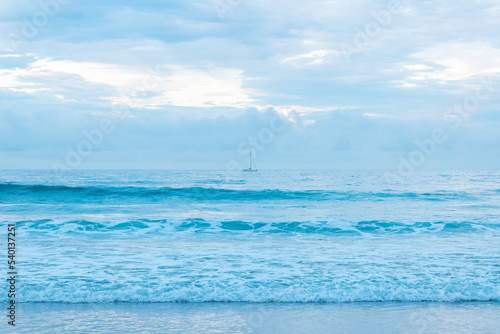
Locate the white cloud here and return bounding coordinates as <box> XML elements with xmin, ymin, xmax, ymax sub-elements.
<box><xmin>269</xmin><ymin>105</ymin><xmax>348</xmax><ymax>116</ymax></box>
<box><xmin>281</xmin><ymin>49</ymin><xmax>338</xmax><ymax>66</ymax></box>
<box><xmin>137</xmin><ymin>67</ymin><xmax>256</xmax><ymax>108</ymax></box>
<box><xmin>390</xmin><ymin>80</ymin><xmax>419</xmax><ymax>88</ymax></box>
<box><xmin>405</xmin><ymin>42</ymin><xmax>500</xmax><ymax>81</ymax></box>
<box><xmin>0</xmin><ymin>67</ymin><xmax>39</xmax><ymax>90</ymax></box>
<box><xmin>0</xmin><ymin>58</ymin><xmax>257</xmax><ymax>108</ymax></box>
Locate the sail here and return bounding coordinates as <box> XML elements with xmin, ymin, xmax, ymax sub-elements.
<box><xmin>243</xmin><ymin>151</ymin><xmax>257</xmax><ymax>171</ymax></box>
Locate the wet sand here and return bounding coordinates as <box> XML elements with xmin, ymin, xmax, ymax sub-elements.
<box><xmin>2</xmin><ymin>301</ymin><xmax>499</xmax><ymax>333</ymax></box>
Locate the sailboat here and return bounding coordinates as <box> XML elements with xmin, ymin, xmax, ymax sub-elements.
<box><xmin>243</xmin><ymin>151</ymin><xmax>257</xmax><ymax>172</ymax></box>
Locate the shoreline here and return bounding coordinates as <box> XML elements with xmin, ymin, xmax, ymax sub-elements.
<box><xmin>2</xmin><ymin>301</ymin><xmax>499</xmax><ymax>333</ymax></box>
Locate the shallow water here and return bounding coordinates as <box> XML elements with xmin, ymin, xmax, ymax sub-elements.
<box><xmin>2</xmin><ymin>302</ymin><xmax>499</xmax><ymax>334</ymax></box>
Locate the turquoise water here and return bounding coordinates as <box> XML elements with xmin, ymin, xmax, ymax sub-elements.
<box><xmin>0</xmin><ymin>170</ymin><xmax>499</xmax><ymax>302</ymax></box>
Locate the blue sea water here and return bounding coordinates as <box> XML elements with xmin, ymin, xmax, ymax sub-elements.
<box><xmin>0</xmin><ymin>170</ymin><xmax>499</xmax><ymax>303</ymax></box>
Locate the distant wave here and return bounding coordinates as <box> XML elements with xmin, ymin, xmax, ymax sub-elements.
<box><xmin>12</xmin><ymin>218</ymin><xmax>497</xmax><ymax>235</ymax></box>
<box><xmin>0</xmin><ymin>182</ymin><xmax>476</xmax><ymax>202</ymax></box>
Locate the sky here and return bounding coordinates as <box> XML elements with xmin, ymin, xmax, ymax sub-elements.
<box><xmin>0</xmin><ymin>0</ymin><xmax>500</xmax><ymax>170</ymax></box>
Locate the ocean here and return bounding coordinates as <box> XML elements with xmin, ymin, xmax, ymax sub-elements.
<box><xmin>1</xmin><ymin>169</ymin><xmax>499</xmax><ymax>332</ymax></box>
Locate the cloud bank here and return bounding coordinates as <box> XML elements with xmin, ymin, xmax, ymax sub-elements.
<box><xmin>0</xmin><ymin>0</ymin><xmax>499</xmax><ymax>169</ymax></box>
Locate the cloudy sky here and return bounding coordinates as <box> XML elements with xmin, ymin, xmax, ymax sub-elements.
<box><xmin>1</xmin><ymin>0</ymin><xmax>499</xmax><ymax>170</ymax></box>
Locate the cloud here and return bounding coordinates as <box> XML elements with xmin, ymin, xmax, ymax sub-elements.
<box><xmin>1</xmin><ymin>0</ymin><xmax>500</xmax><ymax>168</ymax></box>
<box><xmin>281</xmin><ymin>49</ymin><xmax>339</xmax><ymax>67</ymax></box>
<box><xmin>1</xmin><ymin>101</ymin><xmax>498</xmax><ymax>169</ymax></box>
<box><xmin>0</xmin><ymin>57</ymin><xmax>257</xmax><ymax>108</ymax></box>
<box><xmin>405</xmin><ymin>42</ymin><xmax>500</xmax><ymax>82</ymax></box>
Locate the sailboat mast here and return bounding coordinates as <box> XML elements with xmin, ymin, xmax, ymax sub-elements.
<box><xmin>243</xmin><ymin>150</ymin><xmax>257</xmax><ymax>172</ymax></box>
